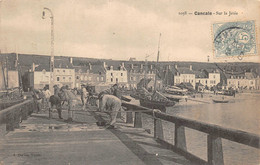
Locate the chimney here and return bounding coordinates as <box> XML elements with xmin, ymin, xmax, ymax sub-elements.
<box><xmin>122</xmin><ymin>62</ymin><xmax>124</xmax><ymax>67</ymax></box>
<box><xmin>131</xmin><ymin>63</ymin><xmax>134</xmax><ymax>69</ymax></box>
<box><xmin>175</xmin><ymin>64</ymin><xmax>178</xmax><ymax>69</ymax></box>
<box><xmin>190</xmin><ymin>65</ymin><xmax>192</xmax><ymax>71</ymax></box>
<box><xmin>103</xmin><ymin>62</ymin><xmax>106</xmax><ymax>68</ymax></box>
<box><xmin>150</xmin><ymin>65</ymin><xmax>153</xmax><ymax>69</ymax></box>
<box><xmin>69</xmin><ymin>57</ymin><xmax>73</xmax><ymax>64</ymax></box>
<box><xmin>89</xmin><ymin>63</ymin><xmax>92</xmax><ymax>70</ymax></box>
<box><xmin>168</xmin><ymin>65</ymin><xmax>171</xmax><ymax>70</ymax></box>
<box><xmin>141</xmin><ymin>64</ymin><xmax>143</xmax><ymax>69</ymax></box>
<box><xmin>110</xmin><ymin>66</ymin><xmax>113</xmax><ymax>70</ymax></box>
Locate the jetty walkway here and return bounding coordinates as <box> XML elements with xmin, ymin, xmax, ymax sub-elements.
<box><xmin>1</xmin><ymin>99</ymin><xmax>259</xmax><ymax>165</ymax></box>
<box><xmin>0</xmin><ymin>102</ymin><xmax>194</xmax><ymax>165</ymax></box>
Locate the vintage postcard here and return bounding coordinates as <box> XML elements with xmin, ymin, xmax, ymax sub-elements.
<box><xmin>0</xmin><ymin>0</ymin><xmax>259</xmax><ymax>165</ymax></box>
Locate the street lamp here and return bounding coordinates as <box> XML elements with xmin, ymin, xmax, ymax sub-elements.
<box><xmin>42</xmin><ymin>7</ymin><xmax>54</xmax><ymax>94</ymax></box>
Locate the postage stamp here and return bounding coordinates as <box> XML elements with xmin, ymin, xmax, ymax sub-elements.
<box><xmin>213</xmin><ymin>20</ymin><xmax>257</xmax><ymax>58</ymax></box>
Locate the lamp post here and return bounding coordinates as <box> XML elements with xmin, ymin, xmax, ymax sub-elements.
<box><xmin>42</xmin><ymin>7</ymin><xmax>54</xmax><ymax>94</ymax></box>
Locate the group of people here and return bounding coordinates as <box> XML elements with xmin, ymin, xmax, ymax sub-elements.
<box><xmin>32</xmin><ymin>83</ymin><xmax>127</xmax><ymax>127</ymax></box>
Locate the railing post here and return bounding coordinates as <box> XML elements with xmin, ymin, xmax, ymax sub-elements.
<box><xmin>174</xmin><ymin>122</ymin><xmax>187</xmax><ymax>150</ymax></box>
<box><xmin>126</xmin><ymin>108</ymin><xmax>133</xmax><ymax>124</ymax></box>
<box><xmin>207</xmin><ymin>135</ymin><xmax>224</xmax><ymax>165</ymax></box>
<box><xmin>154</xmin><ymin>118</ymin><xmax>164</xmax><ymax>140</ymax></box>
<box><xmin>6</xmin><ymin>113</ymin><xmax>14</xmax><ymax>131</ymax></box>
<box><xmin>13</xmin><ymin>109</ymin><xmax>21</xmax><ymax>129</ymax></box>
<box><xmin>134</xmin><ymin>112</ymin><xmax>142</xmax><ymax>128</ymax></box>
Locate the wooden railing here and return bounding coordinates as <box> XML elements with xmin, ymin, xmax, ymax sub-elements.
<box><xmin>122</xmin><ymin>102</ymin><xmax>260</xmax><ymax>165</ymax></box>
<box><xmin>0</xmin><ymin>99</ymin><xmax>36</xmax><ymax>135</ymax></box>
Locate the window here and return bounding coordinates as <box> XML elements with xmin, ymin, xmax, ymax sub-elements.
<box><xmin>63</xmin><ymin>77</ymin><xmax>65</xmax><ymax>81</ymax></box>
<box><xmin>205</xmin><ymin>80</ymin><xmax>207</xmax><ymax>84</ymax></box>
<box><xmin>121</xmin><ymin>73</ymin><xmax>123</xmax><ymax>76</ymax></box>
<box><xmin>213</xmin><ymin>75</ymin><xmax>215</xmax><ymax>79</ymax></box>
<box><xmin>76</xmin><ymin>76</ymin><xmax>80</xmax><ymax>80</ymax></box>
<box><xmin>130</xmin><ymin>77</ymin><xmax>134</xmax><ymax>81</ymax></box>
<box><xmin>57</xmin><ymin>69</ymin><xmax>60</xmax><ymax>72</ymax></box>
<box><xmin>63</xmin><ymin>70</ymin><xmax>65</xmax><ymax>73</ymax></box>
<box><xmin>101</xmin><ymin>77</ymin><xmax>104</xmax><ymax>81</ymax></box>
<box><xmin>111</xmin><ymin>78</ymin><xmax>113</xmax><ymax>82</ymax></box>
<box><xmin>111</xmin><ymin>73</ymin><xmax>113</xmax><ymax>76</ymax></box>
<box><xmin>69</xmin><ymin>77</ymin><xmax>72</xmax><ymax>81</ymax></box>
<box><xmin>57</xmin><ymin>77</ymin><xmax>60</xmax><ymax>81</ymax></box>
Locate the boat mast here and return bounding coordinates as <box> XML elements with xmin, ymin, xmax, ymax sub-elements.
<box><xmin>153</xmin><ymin>33</ymin><xmax>161</xmax><ymax>91</ymax></box>
<box><xmin>5</xmin><ymin>56</ymin><xmax>8</xmax><ymax>89</ymax></box>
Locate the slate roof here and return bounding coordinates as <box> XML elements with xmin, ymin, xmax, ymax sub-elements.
<box><xmin>193</xmin><ymin>70</ymin><xmax>207</xmax><ymax>78</ymax></box>
<box><xmin>225</xmin><ymin>72</ymin><xmax>257</xmax><ymax>79</ymax></box>
<box><xmin>176</xmin><ymin>67</ymin><xmax>194</xmax><ymax>74</ymax></box>
<box><xmin>18</xmin><ymin>54</ymin><xmax>50</xmax><ymax>72</ymax></box>
<box><xmin>90</xmin><ymin>65</ymin><xmax>106</xmax><ymax>74</ymax></box>
<box><xmin>105</xmin><ymin>61</ymin><xmax>126</xmax><ymax>71</ymax></box>
<box><xmin>54</xmin><ymin>59</ymin><xmax>74</xmax><ymax>69</ymax></box>
<box><xmin>125</xmin><ymin>63</ymin><xmax>155</xmax><ymax>73</ymax></box>
<box><xmin>74</xmin><ymin>66</ymin><xmax>90</xmax><ymax>73</ymax></box>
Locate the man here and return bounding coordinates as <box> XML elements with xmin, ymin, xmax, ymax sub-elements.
<box><xmin>60</xmin><ymin>87</ymin><xmax>80</xmax><ymax>122</ymax></box>
<box><xmin>98</xmin><ymin>84</ymin><xmax>118</xmax><ymax>112</ymax></box>
<box><xmin>53</xmin><ymin>85</ymin><xmax>60</xmax><ymax>96</ymax></box>
<box><xmin>81</xmin><ymin>84</ymin><xmax>89</xmax><ymax>110</ymax></box>
<box><xmin>99</xmin><ymin>94</ymin><xmax>122</xmax><ymax>128</ymax></box>
<box><xmin>43</xmin><ymin>86</ymin><xmax>51</xmax><ymax>109</ymax></box>
<box><xmin>32</xmin><ymin>88</ymin><xmax>42</xmax><ymax>113</ymax></box>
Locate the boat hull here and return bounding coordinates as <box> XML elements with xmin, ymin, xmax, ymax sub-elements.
<box><xmin>212</xmin><ymin>99</ymin><xmax>229</xmax><ymax>103</ymax></box>
<box><xmin>139</xmin><ymin>98</ymin><xmax>175</xmax><ymax>112</ymax></box>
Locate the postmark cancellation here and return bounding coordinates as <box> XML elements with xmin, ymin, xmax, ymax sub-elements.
<box><xmin>213</xmin><ymin>20</ymin><xmax>257</xmax><ymax>58</ymax></box>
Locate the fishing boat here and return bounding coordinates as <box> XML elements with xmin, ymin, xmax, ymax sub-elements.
<box><xmin>138</xmin><ymin>34</ymin><xmax>175</xmax><ymax>112</ymax></box>
<box><xmin>212</xmin><ymin>95</ymin><xmax>229</xmax><ymax>103</ymax></box>
<box><xmin>212</xmin><ymin>99</ymin><xmax>229</xmax><ymax>103</ymax></box>
<box><xmin>162</xmin><ymin>86</ymin><xmax>188</xmax><ymax>102</ymax></box>
<box><xmin>0</xmin><ymin>54</ymin><xmax>24</xmax><ymax>110</ymax></box>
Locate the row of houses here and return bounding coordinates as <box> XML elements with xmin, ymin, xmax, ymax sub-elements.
<box><xmin>1</xmin><ymin>53</ymin><xmax>260</xmax><ymax>91</ymax></box>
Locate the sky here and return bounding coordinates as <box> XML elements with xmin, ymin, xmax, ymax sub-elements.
<box><xmin>0</xmin><ymin>0</ymin><xmax>259</xmax><ymax>62</ymax></box>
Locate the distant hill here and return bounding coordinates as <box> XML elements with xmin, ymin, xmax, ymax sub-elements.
<box><xmin>1</xmin><ymin>53</ymin><xmax>259</xmax><ymax>76</ymax></box>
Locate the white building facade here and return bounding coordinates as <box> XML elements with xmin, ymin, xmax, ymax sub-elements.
<box><xmin>104</xmin><ymin>62</ymin><xmax>128</xmax><ymax>85</ymax></box>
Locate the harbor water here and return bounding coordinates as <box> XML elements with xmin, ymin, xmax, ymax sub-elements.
<box><xmin>141</xmin><ymin>93</ymin><xmax>260</xmax><ymax>165</ymax></box>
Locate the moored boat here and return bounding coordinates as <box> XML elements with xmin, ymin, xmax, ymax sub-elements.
<box><xmin>212</xmin><ymin>99</ymin><xmax>229</xmax><ymax>103</ymax></box>
<box><xmin>138</xmin><ymin>34</ymin><xmax>176</xmax><ymax>112</ymax></box>
<box><xmin>139</xmin><ymin>97</ymin><xmax>175</xmax><ymax>112</ymax></box>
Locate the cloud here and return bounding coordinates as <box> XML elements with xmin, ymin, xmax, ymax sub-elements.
<box><xmin>0</xmin><ymin>0</ymin><xmax>259</xmax><ymax>62</ymax></box>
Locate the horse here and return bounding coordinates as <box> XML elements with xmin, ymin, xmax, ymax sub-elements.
<box><xmin>49</xmin><ymin>94</ymin><xmax>63</xmax><ymax>119</ymax></box>
<box><xmin>58</xmin><ymin>89</ymin><xmax>81</xmax><ymax>122</ymax></box>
